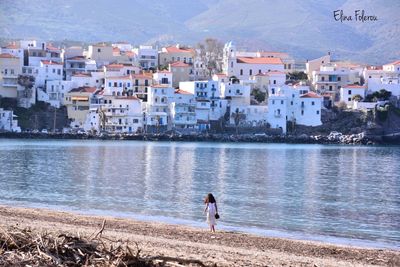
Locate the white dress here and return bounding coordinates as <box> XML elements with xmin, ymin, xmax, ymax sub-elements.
<box><xmin>206</xmin><ymin>202</ymin><xmax>217</xmax><ymax>225</ymax></box>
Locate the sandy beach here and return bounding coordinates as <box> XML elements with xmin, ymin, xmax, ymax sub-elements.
<box><xmin>0</xmin><ymin>205</ymin><xmax>399</xmax><ymax>266</ymax></box>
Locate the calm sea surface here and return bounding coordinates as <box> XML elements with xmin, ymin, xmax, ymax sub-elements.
<box><xmin>0</xmin><ymin>139</ymin><xmax>399</xmax><ymax>248</ymax></box>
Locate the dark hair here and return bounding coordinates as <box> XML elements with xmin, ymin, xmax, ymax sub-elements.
<box><xmin>204</xmin><ymin>193</ymin><xmax>216</xmax><ymax>204</ymax></box>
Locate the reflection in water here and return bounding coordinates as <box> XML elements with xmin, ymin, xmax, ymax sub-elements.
<box><xmin>0</xmin><ymin>140</ymin><xmax>399</xmax><ymax>247</ymax></box>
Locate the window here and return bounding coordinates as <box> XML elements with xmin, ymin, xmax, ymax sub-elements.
<box><xmin>177</xmin><ymin>57</ymin><xmax>180</xmax><ymax>61</ymax></box>
<box><xmin>312</xmin><ymin>101</ymin><xmax>315</xmax><ymax>105</ymax></box>
<box><xmin>321</xmin><ymin>76</ymin><xmax>325</xmax><ymax>81</ymax></box>
<box><xmin>316</xmin><ymin>110</ymin><xmax>320</xmax><ymax>115</ymax></box>
<box><xmin>145</xmin><ymin>80</ymin><xmax>148</xmax><ymax>86</ymax></box>
<box><xmin>348</xmin><ymin>90</ymin><xmax>352</xmax><ymax>94</ymax></box>
<box><xmin>301</xmin><ymin>110</ymin><xmax>304</xmax><ymax>115</ymax></box>
<box><xmin>338</xmin><ymin>77</ymin><xmax>341</xmax><ymax>81</ymax></box>
<box><xmin>348</xmin><ymin>98</ymin><xmax>352</xmax><ymax>101</ymax></box>
<box><xmin>272</xmin><ymin>100</ymin><xmax>275</xmax><ymax>104</ymax></box>
<box><xmin>249</xmin><ymin>69</ymin><xmax>252</xmax><ymax>75</ymax></box>
<box><xmin>259</xmin><ymin>69</ymin><xmax>261</xmax><ymax>74</ymax></box>
<box><xmin>52</xmin><ymin>69</ymin><xmax>55</xmax><ymax>73</ymax></box>
<box><xmin>97</xmin><ymin>48</ymin><xmax>101</xmax><ymax>52</ymax></box>
<box><xmin>291</xmin><ymin>101</ymin><xmax>293</xmax><ymax>105</ymax></box>
<box><xmin>273</xmin><ymin>80</ymin><xmax>276</xmax><ymax>85</ymax></box>
<box><xmin>57</xmin><ymin>69</ymin><xmax>61</xmax><ymax>75</ymax></box>
<box><xmin>109</xmin><ymin>82</ymin><xmax>112</xmax><ymax>87</ymax></box>
<box><xmin>240</xmin><ymin>69</ymin><xmax>243</xmax><ymax>75</ymax></box>
<box><xmin>281</xmin><ymin>100</ymin><xmax>284</xmax><ymax>104</ymax></box>
<box><xmin>127</xmin><ymin>83</ymin><xmax>130</xmax><ymax>87</ymax></box>
<box><xmin>231</xmin><ymin>62</ymin><xmax>233</xmax><ymax>68</ymax></box>
<box><xmin>114</xmin><ymin>82</ymin><xmax>117</xmax><ymax>87</ymax></box>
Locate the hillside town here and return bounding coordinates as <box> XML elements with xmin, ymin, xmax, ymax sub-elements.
<box><xmin>0</xmin><ymin>39</ymin><xmax>399</xmax><ymax>137</ymax></box>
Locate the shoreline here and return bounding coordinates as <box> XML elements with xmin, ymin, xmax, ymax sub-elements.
<box><xmin>1</xmin><ymin>131</ymin><xmax>398</xmax><ymax>145</ymax></box>
<box><xmin>0</xmin><ymin>205</ymin><xmax>399</xmax><ymax>266</ymax></box>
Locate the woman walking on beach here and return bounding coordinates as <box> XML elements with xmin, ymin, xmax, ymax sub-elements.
<box><xmin>204</xmin><ymin>193</ymin><xmax>218</xmax><ymax>232</ymax></box>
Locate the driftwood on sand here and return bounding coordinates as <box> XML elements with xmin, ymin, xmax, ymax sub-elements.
<box><xmin>0</xmin><ymin>221</ymin><xmax>213</xmax><ymax>267</ymax></box>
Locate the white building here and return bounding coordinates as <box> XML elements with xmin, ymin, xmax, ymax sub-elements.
<box><xmin>223</xmin><ymin>41</ymin><xmax>285</xmax><ymax>80</ymax></box>
<box><xmin>145</xmin><ymin>85</ymin><xmax>175</xmax><ymax>130</ymax></box>
<box><xmin>35</xmin><ymin>60</ymin><xmax>63</xmax><ymax>88</ymax></box>
<box><xmin>0</xmin><ymin>108</ymin><xmax>21</xmax><ymax>132</ymax></box>
<box><xmin>267</xmin><ymin>85</ymin><xmax>322</xmax><ymax>133</ymax></box>
<box><xmin>133</xmin><ymin>45</ymin><xmax>158</xmax><ymax>70</ymax></box>
<box><xmin>340</xmin><ymin>85</ymin><xmax>367</xmax><ymax>107</ymax></box>
<box><xmin>101</xmin><ymin>95</ymin><xmax>143</xmax><ymax>133</ymax></box>
<box><xmin>104</xmin><ymin>75</ymin><xmax>133</xmax><ymax>96</ymax></box>
<box><xmin>171</xmin><ymin>89</ymin><xmax>196</xmax><ymax>129</ymax></box>
<box><xmin>311</xmin><ymin>63</ymin><xmax>361</xmax><ymax>100</ymax></box>
<box><xmin>64</xmin><ymin>56</ymin><xmax>97</xmax><ymax>79</ymax></box>
<box><xmin>44</xmin><ymin>80</ymin><xmax>75</xmax><ymax>108</ymax></box>
<box><xmin>153</xmin><ymin>71</ymin><xmax>173</xmax><ymax>87</ymax></box>
<box><xmin>364</xmin><ymin>61</ymin><xmax>400</xmax><ymax>97</ymax></box>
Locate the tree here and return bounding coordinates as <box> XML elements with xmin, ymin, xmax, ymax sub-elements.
<box><xmin>288</xmin><ymin>71</ymin><xmax>308</xmax><ymax>81</ymax></box>
<box><xmin>251</xmin><ymin>88</ymin><xmax>266</xmax><ymax>103</ymax></box>
<box><xmin>365</xmin><ymin>89</ymin><xmax>392</xmax><ymax>102</ymax></box>
<box><xmin>229</xmin><ymin>76</ymin><xmax>240</xmax><ymax>84</ymax></box>
<box><xmin>352</xmin><ymin>94</ymin><xmax>363</xmax><ymax>102</ymax></box>
<box><xmin>196</xmin><ymin>38</ymin><xmax>224</xmax><ymax>77</ymax></box>
<box><xmin>232</xmin><ymin>108</ymin><xmax>246</xmax><ymax>135</ymax></box>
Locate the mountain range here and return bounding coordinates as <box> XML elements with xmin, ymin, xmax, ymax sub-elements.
<box><xmin>0</xmin><ymin>0</ymin><xmax>399</xmax><ymax>65</ymax></box>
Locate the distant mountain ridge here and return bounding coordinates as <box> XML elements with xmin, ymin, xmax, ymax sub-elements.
<box><xmin>0</xmin><ymin>0</ymin><xmax>399</xmax><ymax>65</ymax></box>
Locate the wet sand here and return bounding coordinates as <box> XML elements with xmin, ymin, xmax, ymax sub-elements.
<box><xmin>0</xmin><ymin>205</ymin><xmax>399</xmax><ymax>266</ymax></box>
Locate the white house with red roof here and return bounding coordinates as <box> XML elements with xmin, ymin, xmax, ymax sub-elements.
<box><xmin>64</xmin><ymin>56</ymin><xmax>96</xmax><ymax>79</ymax></box>
<box><xmin>159</xmin><ymin>45</ymin><xmax>195</xmax><ymax>66</ymax></box>
<box><xmin>171</xmin><ymin>89</ymin><xmax>196</xmax><ymax>129</ymax></box>
<box><xmin>340</xmin><ymin>85</ymin><xmax>367</xmax><ymax>107</ymax></box>
<box><xmin>104</xmin><ymin>75</ymin><xmax>133</xmax><ymax>96</ymax></box>
<box><xmin>100</xmin><ymin>95</ymin><xmax>143</xmax><ymax>133</ymax></box>
<box><xmin>364</xmin><ymin>60</ymin><xmax>400</xmax><ymax>97</ymax></box>
<box><xmin>267</xmin><ymin>84</ymin><xmax>322</xmax><ymax>133</ymax></box>
<box><xmin>223</xmin><ymin>41</ymin><xmax>285</xmax><ymax>80</ymax></box>
<box><xmin>145</xmin><ymin>84</ymin><xmax>175</xmax><ymax>131</ymax></box>
<box><xmin>0</xmin><ymin>53</ymin><xmax>22</xmax><ymax>99</ymax></box>
<box><xmin>169</xmin><ymin>61</ymin><xmax>193</xmax><ymax>87</ymax></box>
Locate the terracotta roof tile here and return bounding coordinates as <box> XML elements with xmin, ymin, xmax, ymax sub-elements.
<box><xmin>175</xmin><ymin>89</ymin><xmax>193</xmax><ymax>95</ymax></box>
<box><xmin>165</xmin><ymin>46</ymin><xmax>194</xmax><ymax>54</ymax></box>
<box><xmin>41</xmin><ymin>60</ymin><xmax>62</xmax><ymax>65</ymax></box>
<box><xmin>237</xmin><ymin>57</ymin><xmax>283</xmax><ymax>65</ymax></box>
<box><xmin>300</xmin><ymin>92</ymin><xmax>321</xmax><ymax>98</ymax></box>
<box><xmin>0</xmin><ymin>53</ymin><xmax>18</xmax><ymax>59</ymax></box>
<box><xmin>170</xmin><ymin>61</ymin><xmax>190</xmax><ymax>67</ymax></box>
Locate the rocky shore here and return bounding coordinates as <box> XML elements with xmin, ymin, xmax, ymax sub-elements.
<box><xmin>0</xmin><ymin>131</ymin><xmax>395</xmax><ymax>145</ymax></box>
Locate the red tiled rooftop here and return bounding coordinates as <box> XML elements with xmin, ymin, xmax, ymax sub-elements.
<box><xmin>67</xmin><ymin>56</ymin><xmax>85</xmax><ymax>61</ymax></box>
<box><xmin>105</xmin><ymin>63</ymin><xmax>124</xmax><ymax>69</ymax></box>
<box><xmin>175</xmin><ymin>89</ymin><xmax>193</xmax><ymax>95</ymax></box>
<box><xmin>41</xmin><ymin>60</ymin><xmax>62</xmax><ymax>65</ymax></box>
<box><xmin>3</xmin><ymin>44</ymin><xmax>19</xmax><ymax>49</ymax></box>
<box><xmin>165</xmin><ymin>46</ymin><xmax>194</xmax><ymax>54</ymax></box>
<box><xmin>170</xmin><ymin>61</ymin><xmax>190</xmax><ymax>67</ymax></box>
<box><xmin>0</xmin><ymin>53</ymin><xmax>18</xmax><ymax>59</ymax></box>
<box><xmin>106</xmin><ymin>75</ymin><xmax>131</xmax><ymax>80</ymax></box>
<box><xmin>386</xmin><ymin>60</ymin><xmax>400</xmax><ymax>66</ymax></box>
<box><xmin>237</xmin><ymin>57</ymin><xmax>283</xmax><ymax>65</ymax></box>
<box><xmin>344</xmin><ymin>84</ymin><xmax>366</xmax><ymax>88</ymax></box>
<box><xmin>72</xmin><ymin>73</ymin><xmax>92</xmax><ymax>77</ymax></box>
<box><xmin>132</xmin><ymin>73</ymin><xmax>152</xmax><ymax>79</ymax></box>
<box><xmin>300</xmin><ymin>92</ymin><xmax>321</xmax><ymax>98</ymax></box>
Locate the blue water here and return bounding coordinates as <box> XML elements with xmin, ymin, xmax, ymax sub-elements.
<box><xmin>0</xmin><ymin>139</ymin><xmax>399</xmax><ymax>249</ymax></box>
